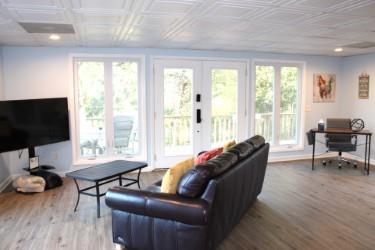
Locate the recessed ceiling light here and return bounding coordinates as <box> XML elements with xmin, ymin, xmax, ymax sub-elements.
<box><xmin>334</xmin><ymin>47</ymin><xmax>343</xmax><ymax>52</ymax></box>
<box><xmin>49</xmin><ymin>34</ymin><xmax>60</xmax><ymax>40</ymax></box>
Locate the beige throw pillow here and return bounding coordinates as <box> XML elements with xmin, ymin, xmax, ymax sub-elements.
<box><xmin>160</xmin><ymin>157</ymin><xmax>195</xmax><ymax>194</ymax></box>
<box><xmin>223</xmin><ymin>140</ymin><xmax>236</xmax><ymax>151</ymax></box>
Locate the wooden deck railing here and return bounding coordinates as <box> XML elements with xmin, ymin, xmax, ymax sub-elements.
<box><xmin>82</xmin><ymin>113</ymin><xmax>297</xmax><ymax>152</ymax></box>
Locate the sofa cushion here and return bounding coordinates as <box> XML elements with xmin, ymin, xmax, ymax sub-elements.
<box><xmin>223</xmin><ymin>140</ymin><xmax>236</xmax><ymax>151</ymax></box>
<box><xmin>206</xmin><ymin>152</ymin><xmax>239</xmax><ymax>177</ymax></box>
<box><xmin>177</xmin><ymin>168</ymin><xmax>211</xmax><ymax>198</ymax></box>
<box><xmin>161</xmin><ymin>157</ymin><xmax>194</xmax><ymax>194</ymax></box>
<box><xmin>195</xmin><ymin>147</ymin><xmax>223</xmax><ymax>164</ymax></box>
<box><xmin>227</xmin><ymin>142</ymin><xmax>254</xmax><ymax>160</ymax></box>
<box><xmin>177</xmin><ymin>152</ymin><xmax>238</xmax><ymax>198</ymax></box>
<box><xmin>245</xmin><ymin>135</ymin><xmax>265</xmax><ymax>149</ymax></box>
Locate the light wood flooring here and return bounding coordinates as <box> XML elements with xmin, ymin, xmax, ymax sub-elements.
<box><xmin>1</xmin><ymin>160</ymin><xmax>375</xmax><ymax>250</ymax></box>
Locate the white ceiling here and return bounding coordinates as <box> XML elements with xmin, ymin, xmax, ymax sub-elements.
<box><xmin>1</xmin><ymin>0</ymin><xmax>375</xmax><ymax>56</ymax></box>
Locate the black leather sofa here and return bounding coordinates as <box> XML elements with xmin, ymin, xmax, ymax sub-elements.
<box><xmin>105</xmin><ymin>135</ymin><xmax>270</xmax><ymax>250</ymax></box>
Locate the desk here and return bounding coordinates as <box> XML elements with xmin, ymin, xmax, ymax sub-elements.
<box><xmin>311</xmin><ymin>128</ymin><xmax>372</xmax><ymax>175</ymax></box>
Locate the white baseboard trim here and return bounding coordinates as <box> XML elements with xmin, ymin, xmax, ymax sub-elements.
<box><xmin>268</xmin><ymin>151</ymin><xmax>374</xmax><ymax>166</ymax></box>
<box><xmin>0</xmin><ymin>176</ymin><xmax>12</xmax><ymax>193</ymax></box>
<box><xmin>342</xmin><ymin>152</ymin><xmax>375</xmax><ymax>165</ymax></box>
<box><xmin>268</xmin><ymin>152</ymin><xmax>337</xmax><ymax>163</ymax></box>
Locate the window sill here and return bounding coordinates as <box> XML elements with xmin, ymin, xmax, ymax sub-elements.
<box><xmin>270</xmin><ymin>145</ymin><xmax>304</xmax><ymax>153</ymax></box>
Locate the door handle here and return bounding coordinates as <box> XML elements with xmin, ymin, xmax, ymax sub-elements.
<box><xmin>197</xmin><ymin>109</ymin><xmax>202</xmax><ymax>123</ymax></box>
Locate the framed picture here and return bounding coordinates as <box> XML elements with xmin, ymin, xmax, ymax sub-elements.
<box><xmin>359</xmin><ymin>73</ymin><xmax>369</xmax><ymax>99</ymax></box>
<box><xmin>313</xmin><ymin>73</ymin><xmax>336</xmax><ymax>103</ymax></box>
<box><xmin>29</xmin><ymin>156</ymin><xmax>39</xmax><ymax>170</ymax></box>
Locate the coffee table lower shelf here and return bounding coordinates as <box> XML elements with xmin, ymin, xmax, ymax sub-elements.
<box><xmin>66</xmin><ymin>160</ymin><xmax>147</xmax><ymax>218</ymax></box>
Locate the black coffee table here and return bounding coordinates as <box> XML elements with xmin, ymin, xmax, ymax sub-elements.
<box><xmin>66</xmin><ymin>160</ymin><xmax>147</xmax><ymax>218</ymax></box>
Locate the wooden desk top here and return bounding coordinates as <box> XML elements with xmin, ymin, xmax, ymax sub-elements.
<box><xmin>311</xmin><ymin>128</ymin><xmax>372</xmax><ymax>135</ymax></box>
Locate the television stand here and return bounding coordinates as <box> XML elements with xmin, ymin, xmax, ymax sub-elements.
<box><xmin>23</xmin><ymin>165</ymin><xmax>55</xmax><ymax>173</ymax></box>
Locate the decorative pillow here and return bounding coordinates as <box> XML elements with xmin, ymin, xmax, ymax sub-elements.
<box><xmin>195</xmin><ymin>147</ymin><xmax>223</xmax><ymax>164</ymax></box>
<box><xmin>223</xmin><ymin>140</ymin><xmax>236</xmax><ymax>151</ymax></box>
<box><xmin>160</xmin><ymin>157</ymin><xmax>194</xmax><ymax>194</ymax></box>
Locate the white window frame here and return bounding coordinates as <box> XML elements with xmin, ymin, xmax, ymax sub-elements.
<box><xmin>251</xmin><ymin>60</ymin><xmax>306</xmax><ymax>152</ymax></box>
<box><xmin>69</xmin><ymin>54</ymin><xmax>147</xmax><ymax>165</ymax></box>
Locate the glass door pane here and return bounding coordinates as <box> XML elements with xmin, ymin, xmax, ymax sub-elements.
<box><xmin>280</xmin><ymin>67</ymin><xmax>298</xmax><ymax>145</ymax></box>
<box><xmin>112</xmin><ymin>61</ymin><xmax>139</xmax><ymax>155</ymax></box>
<box><xmin>255</xmin><ymin>65</ymin><xmax>275</xmax><ymax>143</ymax></box>
<box><xmin>211</xmin><ymin>69</ymin><xmax>238</xmax><ymax>147</ymax></box>
<box><xmin>77</xmin><ymin>61</ymin><xmax>106</xmax><ymax>157</ymax></box>
<box><xmin>163</xmin><ymin>68</ymin><xmax>193</xmax><ymax>156</ymax></box>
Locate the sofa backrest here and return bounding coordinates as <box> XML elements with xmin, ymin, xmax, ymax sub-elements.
<box><xmin>177</xmin><ymin>151</ymin><xmax>238</xmax><ymax>198</ymax></box>
<box><xmin>177</xmin><ymin>136</ymin><xmax>266</xmax><ymax>198</ymax></box>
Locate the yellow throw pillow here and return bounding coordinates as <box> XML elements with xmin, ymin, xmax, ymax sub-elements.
<box><xmin>223</xmin><ymin>140</ymin><xmax>236</xmax><ymax>151</ymax></box>
<box><xmin>161</xmin><ymin>157</ymin><xmax>194</xmax><ymax>194</ymax></box>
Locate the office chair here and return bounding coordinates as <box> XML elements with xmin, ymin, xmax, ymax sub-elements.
<box><xmin>323</xmin><ymin>118</ymin><xmax>358</xmax><ymax>169</ymax></box>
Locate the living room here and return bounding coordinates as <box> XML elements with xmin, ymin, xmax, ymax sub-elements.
<box><xmin>0</xmin><ymin>0</ymin><xmax>375</xmax><ymax>249</ymax></box>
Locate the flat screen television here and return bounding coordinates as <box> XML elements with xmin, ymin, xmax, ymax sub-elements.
<box><xmin>0</xmin><ymin>97</ymin><xmax>70</xmax><ymax>156</ymax></box>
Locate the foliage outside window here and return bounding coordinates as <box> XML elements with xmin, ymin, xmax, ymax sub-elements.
<box><xmin>255</xmin><ymin>63</ymin><xmax>301</xmax><ymax>147</ymax></box>
<box><xmin>74</xmin><ymin>58</ymin><xmax>143</xmax><ymax>161</ymax></box>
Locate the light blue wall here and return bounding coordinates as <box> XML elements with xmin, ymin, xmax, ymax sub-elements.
<box><xmin>341</xmin><ymin>52</ymin><xmax>375</xmax><ymax>161</ymax></box>
<box><xmin>0</xmin><ymin>47</ymin><xmax>12</xmax><ymax>187</ymax></box>
<box><xmin>0</xmin><ymin>46</ymin><xmax>343</xmax><ymax>175</ymax></box>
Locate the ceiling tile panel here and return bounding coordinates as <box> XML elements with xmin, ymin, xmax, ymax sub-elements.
<box><xmin>138</xmin><ymin>15</ymin><xmax>178</xmax><ymax>27</ymax></box>
<box><xmin>8</xmin><ymin>8</ymin><xmax>67</xmax><ymax>23</ymax></box>
<box><xmin>0</xmin><ymin>33</ymin><xmax>36</xmax><ymax>45</ymax></box>
<box><xmin>72</xmin><ymin>0</ymin><xmax>128</xmax><ymax>9</ymax></box>
<box><xmin>77</xmin><ymin>13</ymin><xmax>123</xmax><ymax>25</ymax></box>
<box><xmin>296</xmin><ymin>0</ymin><xmax>347</xmax><ymax>9</ymax></box>
<box><xmin>208</xmin><ymin>4</ymin><xmax>254</xmax><ymax>18</ymax></box>
<box><xmin>308</xmin><ymin>14</ymin><xmax>359</xmax><ymax>28</ymax></box>
<box><xmin>146</xmin><ymin>1</ymin><xmax>195</xmax><ymax>14</ymax></box>
<box><xmin>258</xmin><ymin>9</ymin><xmax>312</xmax><ymax>24</ymax></box>
<box><xmin>0</xmin><ymin>0</ymin><xmax>373</xmax><ymax>55</ymax></box>
<box><xmin>0</xmin><ymin>13</ymin><xmax>10</xmax><ymax>23</ymax></box>
<box><xmin>0</xmin><ymin>21</ymin><xmax>25</xmax><ymax>34</ymax></box>
<box><xmin>2</xmin><ymin>0</ymin><xmax>61</xmax><ymax>8</ymax></box>
<box><xmin>83</xmin><ymin>25</ymin><xmax>118</xmax><ymax>35</ymax></box>
<box><xmin>342</xmin><ymin>1</ymin><xmax>375</xmax><ymax>17</ymax></box>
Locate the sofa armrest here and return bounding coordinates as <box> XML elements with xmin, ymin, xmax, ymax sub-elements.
<box><xmin>105</xmin><ymin>186</ymin><xmax>210</xmax><ymax>225</ymax></box>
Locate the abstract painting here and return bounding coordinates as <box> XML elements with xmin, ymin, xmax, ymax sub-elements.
<box><xmin>313</xmin><ymin>73</ymin><xmax>336</xmax><ymax>103</ymax></box>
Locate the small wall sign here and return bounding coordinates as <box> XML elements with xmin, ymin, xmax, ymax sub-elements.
<box><xmin>359</xmin><ymin>73</ymin><xmax>370</xmax><ymax>99</ymax></box>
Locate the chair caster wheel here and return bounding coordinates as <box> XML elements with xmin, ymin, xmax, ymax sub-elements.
<box><xmin>346</xmin><ymin>161</ymin><xmax>350</xmax><ymax>165</ymax></box>
<box><xmin>354</xmin><ymin>164</ymin><xmax>357</xmax><ymax>168</ymax></box>
<box><xmin>322</xmin><ymin>161</ymin><xmax>326</xmax><ymax>166</ymax></box>
<box><xmin>338</xmin><ymin>165</ymin><xmax>342</xmax><ymax>169</ymax></box>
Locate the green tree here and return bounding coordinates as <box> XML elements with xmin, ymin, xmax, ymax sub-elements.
<box><xmin>255</xmin><ymin>66</ymin><xmax>274</xmax><ymax>114</ymax></box>
<box><xmin>211</xmin><ymin>69</ymin><xmax>237</xmax><ymax>116</ymax></box>
<box><xmin>164</xmin><ymin>69</ymin><xmax>192</xmax><ymax>116</ymax></box>
<box><xmin>78</xmin><ymin>62</ymin><xmax>105</xmax><ymax>119</ymax></box>
<box><xmin>281</xmin><ymin>67</ymin><xmax>297</xmax><ymax>113</ymax></box>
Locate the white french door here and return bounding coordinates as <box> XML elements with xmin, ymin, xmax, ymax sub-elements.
<box><xmin>154</xmin><ymin>59</ymin><xmax>246</xmax><ymax>167</ymax></box>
